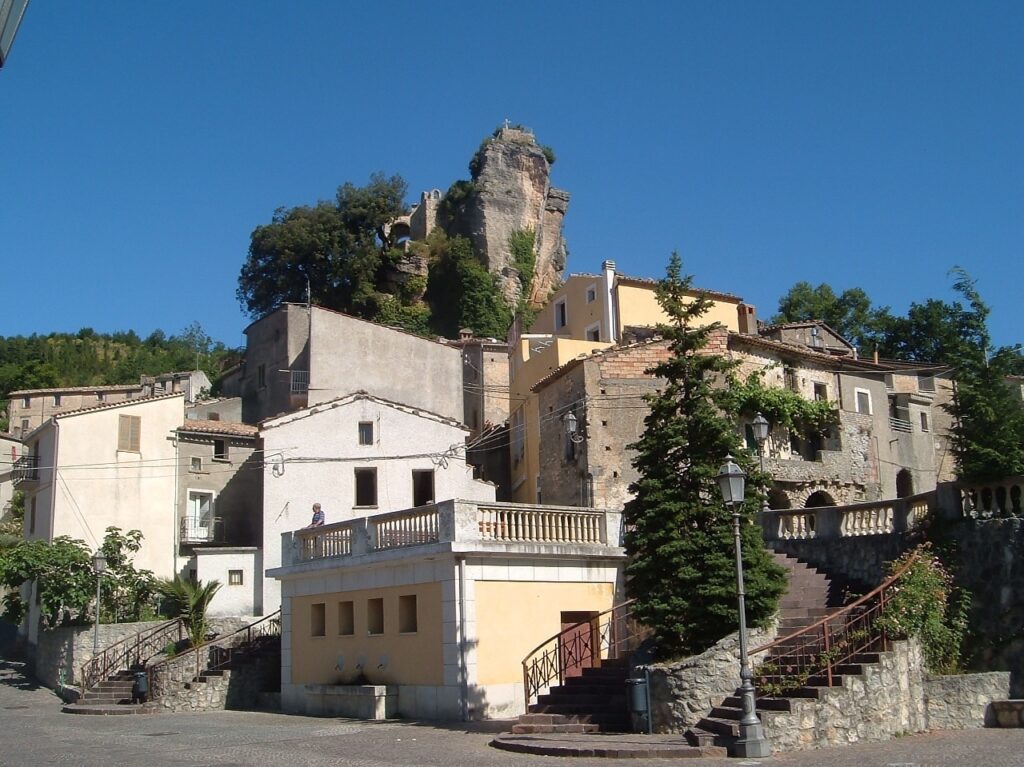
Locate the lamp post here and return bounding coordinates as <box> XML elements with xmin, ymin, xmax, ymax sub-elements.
<box><xmin>716</xmin><ymin>456</ymin><xmax>771</xmax><ymax>758</ymax></box>
<box><xmin>91</xmin><ymin>551</ymin><xmax>107</xmax><ymax>656</ymax></box>
<box><xmin>562</xmin><ymin>411</ymin><xmax>585</xmax><ymax>444</ymax></box>
<box><xmin>752</xmin><ymin>412</ymin><xmax>770</xmax><ymax>512</ymax></box>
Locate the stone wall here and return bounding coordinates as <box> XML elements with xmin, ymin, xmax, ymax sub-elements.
<box><xmin>925</xmin><ymin>672</ymin><xmax>1009</xmax><ymax>729</ymax></box>
<box><xmin>769</xmin><ymin>533</ymin><xmax>911</xmax><ymax>590</ymax></box>
<box><xmin>32</xmin><ymin>616</ymin><xmax>251</xmax><ymax>690</ymax></box>
<box><xmin>148</xmin><ymin>649</ymin><xmax>278</xmax><ymax>713</ymax></box>
<box><xmin>647</xmin><ymin>622</ymin><xmax>778</xmax><ymax>732</ymax></box>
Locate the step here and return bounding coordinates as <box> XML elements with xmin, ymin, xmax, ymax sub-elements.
<box><xmin>695</xmin><ymin>716</ymin><xmax>738</xmax><ymax>739</ymax></box>
<box><xmin>510</xmin><ymin>722</ymin><xmax>601</xmax><ymax>734</ymax></box>
<box><xmin>62</xmin><ymin>703</ymin><xmax>157</xmax><ymax>715</ymax></box>
<box><xmin>564</xmin><ymin>673</ymin><xmax>627</xmax><ymax>686</ymax></box>
<box><xmin>536</xmin><ymin>692</ymin><xmax>622</xmax><ymax>706</ymax></box>
<box><xmin>529</xmin><ymin>703</ymin><xmax>627</xmax><ymax>716</ymax></box>
<box><xmin>724</xmin><ymin>695</ymin><xmax>791</xmax><ymax>712</ymax></box>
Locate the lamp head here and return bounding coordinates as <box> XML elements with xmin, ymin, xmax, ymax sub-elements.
<box><xmin>92</xmin><ymin>551</ymin><xmax>107</xmax><ymax>574</ymax></box>
<box><xmin>716</xmin><ymin>455</ymin><xmax>746</xmax><ymax>507</ymax></box>
<box><xmin>752</xmin><ymin>412</ymin><xmax>769</xmax><ymax>445</ymax></box>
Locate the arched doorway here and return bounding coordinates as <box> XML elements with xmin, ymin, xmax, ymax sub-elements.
<box><xmin>767</xmin><ymin>489</ymin><xmax>792</xmax><ymax>510</ymax></box>
<box><xmin>896</xmin><ymin>469</ymin><xmax>913</xmax><ymax>498</ymax></box>
<box><xmin>804</xmin><ymin>490</ymin><xmax>836</xmax><ymax>508</ymax></box>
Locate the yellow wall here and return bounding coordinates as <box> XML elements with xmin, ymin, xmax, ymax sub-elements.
<box><xmin>616</xmin><ymin>283</ymin><xmax>740</xmax><ymax>334</ymax></box>
<box><xmin>290</xmin><ymin>581</ymin><xmax>443</xmax><ymax>686</ymax></box>
<box><xmin>474</xmin><ymin>580</ymin><xmax>616</xmax><ymax>685</ymax></box>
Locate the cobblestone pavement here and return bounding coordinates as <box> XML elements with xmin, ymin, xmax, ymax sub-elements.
<box><xmin>2</xmin><ymin>661</ymin><xmax>1024</xmax><ymax>767</ymax></box>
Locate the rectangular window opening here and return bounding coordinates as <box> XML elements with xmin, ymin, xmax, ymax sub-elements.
<box><xmin>228</xmin><ymin>570</ymin><xmax>243</xmax><ymax>586</ymax></box>
<box><xmin>213</xmin><ymin>439</ymin><xmax>228</xmax><ymax>460</ymax></box>
<box><xmin>585</xmin><ymin>324</ymin><xmax>601</xmax><ymax>342</ymax></box>
<box><xmin>367</xmin><ymin>597</ymin><xmax>384</xmax><ymax>635</ymax></box>
<box><xmin>257</xmin><ymin>364</ymin><xmax>266</xmax><ymax>389</ymax></box>
<box><xmin>920</xmin><ymin>412</ymin><xmax>930</xmax><ymax>432</ymax></box>
<box><xmin>855</xmin><ymin>388</ymin><xmax>872</xmax><ymax>415</ymax></box>
<box><xmin>398</xmin><ymin>595</ymin><xmax>418</xmax><ymax>634</ymax></box>
<box><xmin>190</xmin><ymin>456</ymin><xmax>203</xmax><ymax>473</ymax></box>
<box><xmin>585</xmin><ymin>285</ymin><xmax>597</xmax><ymax>303</ymax></box>
<box><xmin>311</xmin><ymin>603</ymin><xmax>326</xmax><ymax>637</ymax></box>
<box><xmin>813</xmin><ymin>382</ymin><xmax>827</xmax><ymax>401</ymax></box>
<box><xmin>338</xmin><ymin>601</ymin><xmax>355</xmax><ymax>636</ymax></box>
<box><xmin>354</xmin><ymin>468</ymin><xmax>378</xmax><ymax>507</ymax></box>
<box><xmin>412</xmin><ymin>470</ymin><xmax>435</xmax><ymax>507</ymax></box>
<box><xmin>358</xmin><ymin>421</ymin><xmax>374</xmax><ymax>446</ymax></box>
<box><xmin>554</xmin><ymin>299</ymin><xmax>567</xmax><ymax>330</ymax></box>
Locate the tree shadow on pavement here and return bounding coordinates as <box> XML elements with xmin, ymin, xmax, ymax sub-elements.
<box><xmin>0</xmin><ymin>660</ymin><xmax>44</xmax><ymax>692</ymax></box>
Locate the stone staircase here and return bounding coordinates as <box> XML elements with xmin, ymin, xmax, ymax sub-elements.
<box><xmin>687</xmin><ymin>552</ymin><xmax>887</xmax><ymax>753</ymax></box>
<box><xmin>62</xmin><ymin>668</ymin><xmax>155</xmax><ymax>715</ymax></box>
<box><xmin>512</xmin><ymin>656</ymin><xmax>631</xmax><ymax>734</ymax></box>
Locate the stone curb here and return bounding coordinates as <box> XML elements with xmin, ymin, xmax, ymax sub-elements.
<box><xmin>490</xmin><ymin>734</ymin><xmax>726</xmax><ymax>759</ymax></box>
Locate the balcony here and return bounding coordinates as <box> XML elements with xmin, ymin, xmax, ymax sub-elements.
<box><xmin>760</xmin><ymin>492</ymin><xmax>935</xmax><ymax>542</ymax></box>
<box><xmin>12</xmin><ymin>455</ymin><xmax>38</xmax><ymax>485</ymax></box>
<box><xmin>282</xmin><ymin>499</ymin><xmax>623</xmax><ymax>567</ymax></box>
<box><xmin>179</xmin><ymin>516</ymin><xmax>223</xmax><ymax>544</ymax></box>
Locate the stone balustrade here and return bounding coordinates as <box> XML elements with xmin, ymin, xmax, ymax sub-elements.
<box><xmin>287</xmin><ymin>499</ymin><xmax>621</xmax><ymax>565</ymax></box>
<box><xmin>960</xmin><ymin>476</ymin><xmax>1024</xmax><ymax>518</ymax></box>
<box><xmin>761</xmin><ymin>491</ymin><xmax>935</xmax><ymax>542</ymax></box>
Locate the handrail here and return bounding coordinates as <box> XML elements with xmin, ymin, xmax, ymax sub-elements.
<box><xmin>147</xmin><ymin>610</ymin><xmax>281</xmax><ymax>700</ymax></box>
<box><xmin>80</xmin><ymin>618</ymin><xmax>184</xmax><ymax>691</ymax></box>
<box><xmin>520</xmin><ymin>599</ymin><xmax>650</xmax><ymax>708</ymax></box>
<box><xmin>750</xmin><ymin>552</ymin><xmax>919</xmax><ymax>696</ymax></box>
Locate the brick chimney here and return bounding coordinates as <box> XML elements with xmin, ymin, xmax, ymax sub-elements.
<box><xmin>737</xmin><ymin>303</ymin><xmax>758</xmax><ymax>335</ymax></box>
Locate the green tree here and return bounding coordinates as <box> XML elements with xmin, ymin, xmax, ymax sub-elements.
<box><xmin>943</xmin><ymin>269</ymin><xmax>1024</xmax><ymax>481</ymax></box>
<box><xmin>0</xmin><ymin>536</ymin><xmax>94</xmax><ymax>626</ymax></box>
<box><xmin>773</xmin><ymin>282</ymin><xmax>892</xmax><ymax>353</ymax></box>
<box><xmin>425</xmin><ymin>233</ymin><xmax>512</xmax><ymax>339</ymax></box>
<box><xmin>98</xmin><ymin>527</ymin><xmax>157</xmax><ymax>623</ymax></box>
<box><xmin>624</xmin><ymin>253</ymin><xmax>786</xmax><ymax>660</ymax></box>
<box><xmin>0</xmin><ymin>491</ymin><xmax>25</xmax><ymax>550</ymax></box>
<box><xmin>236</xmin><ymin>174</ymin><xmax>408</xmax><ymax>319</ymax></box>
<box><xmin>157</xmin><ymin>577</ymin><xmax>222</xmax><ymax>647</ymax></box>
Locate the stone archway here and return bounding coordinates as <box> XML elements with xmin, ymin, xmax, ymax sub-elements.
<box><xmin>896</xmin><ymin>469</ymin><xmax>914</xmax><ymax>499</ymax></box>
<box><xmin>804</xmin><ymin>490</ymin><xmax>837</xmax><ymax>508</ymax></box>
<box><xmin>767</xmin><ymin>488</ymin><xmax>792</xmax><ymax>510</ymax></box>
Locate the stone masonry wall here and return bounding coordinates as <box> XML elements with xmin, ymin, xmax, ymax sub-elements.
<box><xmin>32</xmin><ymin>616</ymin><xmax>251</xmax><ymax>690</ymax></box>
<box><xmin>925</xmin><ymin>672</ymin><xmax>1009</xmax><ymax>729</ymax></box>
<box><xmin>647</xmin><ymin>622</ymin><xmax>778</xmax><ymax>732</ymax></box>
<box><xmin>769</xmin><ymin>534</ymin><xmax>911</xmax><ymax>590</ymax></box>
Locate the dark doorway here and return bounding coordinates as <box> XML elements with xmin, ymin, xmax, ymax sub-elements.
<box><xmin>896</xmin><ymin>469</ymin><xmax>913</xmax><ymax>499</ymax></box>
<box><xmin>559</xmin><ymin>611</ymin><xmax>599</xmax><ymax>680</ymax></box>
<box><xmin>805</xmin><ymin>490</ymin><xmax>836</xmax><ymax>508</ymax></box>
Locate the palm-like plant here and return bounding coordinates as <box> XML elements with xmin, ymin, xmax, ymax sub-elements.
<box><xmin>157</xmin><ymin>577</ymin><xmax>222</xmax><ymax>648</ymax></box>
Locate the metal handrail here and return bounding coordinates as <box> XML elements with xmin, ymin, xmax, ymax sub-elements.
<box><xmin>751</xmin><ymin>552</ymin><xmax>920</xmax><ymax>695</ymax></box>
<box><xmin>520</xmin><ymin>599</ymin><xmax>650</xmax><ymax>708</ymax></box>
<box><xmin>147</xmin><ymin>610</ymin><xmax>281</xmax><ymax>700</ymax></box>
<box><xmin>80</xmin><ymin>618</ymin><xmax>184</xmax><ymax>691</ymax></box>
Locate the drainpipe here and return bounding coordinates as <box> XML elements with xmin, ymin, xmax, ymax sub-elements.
<box><xmin>171</xmin><ymin>430</ymin><xmax>179</xmax><ymax>579</ymax></box>
<box><xmin>457</xmin><ymin>555</ymin><xmax>469</xmax><ymax>721</ymax></box>
<box><xmin>602</xmin><ymin>260</ymin><xmax>616</xmax><ymax>344</ymax></box>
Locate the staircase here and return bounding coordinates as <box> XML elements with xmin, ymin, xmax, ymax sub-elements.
<box><xmin>687</xmin><ymin>551</ymin><xmax>916</xmax><ymax>754</ymax></box>
<box><xmin>513</xmin><ymin>602</ymin><xmax>649</xmax><ymax>734</ymax></box>
<box><xmin>513</xmin><ymin>657</ymin><xmax>630</xmax><ymax>734</ymax></box>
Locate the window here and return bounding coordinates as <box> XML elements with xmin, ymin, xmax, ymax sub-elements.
<box><xmin>96</xmin><ymin>392</ymin><xmax>105</xmax><ymax>402</ymax></box>
<box><xmin>29</xmin><ymin>497</ymin><xmax>36</xmax><ymax>535</ymax></box>
<box><xmin>367</xmin><ymin>597</ymin><xmax>384</xmax><ymax>635</ymax></box>
<box><xmin>213</xmin><ymin>439</ymin><xmax>228</xmax><ymax>461</ymax></box>
<box><xmin>53</xmin><ymin>395</ymin><xmax>61</xmax><ymax>407</ymax></box>
<box><xmin>22</xmin><ymin>396</ymin><xmax>30</xmax><ymax>408</ymax></box>
<box><xmin>920</xmin><ymin>412</ymin><xmax>930</xmax><ymax>432</ymax></box>
<box><xmin>585</xmin><ymin>284</ymin><xmax>597</xmax><ymax>303</ymax></box>
<box><xmin>554</xmin><ymin>298</ymin><xmax>567</xmax><ymax>330</ymax></box>
<box><xmin>228</xmin><ymin>570</ymin><xmax>243</xmax><ymax>586</ymax></box>
<box><xmin>412</xmin><ymin>470</ymin><xmax>434</xmax><ymax>506</ymax></box>
<box><xmin>585</xmin><ymin>323</ymin><xmax>601</xmax><ymax>342</ymax></box>
<box><xmin>399</xmin><ymin>595</ymin><xmax>418</xmax><ymax>633</ymax></box>
<box><xmin>354</xmin><ymin>468</ymin><xmax>378</xmax><ymax>507</ymax></box>
<box><xmin>358</xmin><ymin>421</ymin><xmax>374</xmax><ymax>446</ymax></box>
<box><xmin>118</xmin><ymin>414</ymin><xmax>141</xmax><ymax>452</ymax></box>
<box><xmin>855</xmin><ymin>388</ymin><xmax>872</xmax><ymax>415</ymax></box>
<box><xmin>190</xmin><ymin>456</ymin><xmax>203</xmax><ymax>473</ymax></box>
<box><xmin>20</xmin><ymin>419</ymin><xmax>28</xmax><ymax>436</ymax></box>
<box><xmin>511</xmin><ymin>408</ymin><xmax>525</xmax><ymax>464</ymax></box>
<box><xmin>338</xmin><ymin>601</ymin><xmax>355</xmax><ymax>635</ymax></box>
<box><xmin>290</xmin><ymin>370</ymin><xmax>309</xmax><ymax>393</ymax></box>
<box><xmin>813</xmin><ymin>382</ymin><xmax>827</xmax><ymax>401</ymax></box>
<box><xmin>919</xmin><ymin>376</ymin><xmax>936</xmax><ymax>393</ymax></box>
<box><xmin>311</xmin><ymin>603</ymin><xmax>326</xmax><ymax>637</ymax></box>
<box><xmin>257</xmin><ymin>364</ymin><xmax>266</xmax><ymax>389</ymax></box>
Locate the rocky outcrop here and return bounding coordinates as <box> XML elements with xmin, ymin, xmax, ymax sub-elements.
<box><xmin>453</xmin><ymin>127</ymin><xmax>569</xmax><ymax>306</ymax></box>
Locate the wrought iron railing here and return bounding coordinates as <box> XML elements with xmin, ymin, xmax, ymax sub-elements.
<box><xmin>751</xmin><ymin>553</ymin><xmax>919</xmax><ymax>696</ymax></box>
<box><xmin>12</xmin><ymin>455</ymin><xmax>38</xmax><ymax>484</ymax></box>
<box><xmin>80</xmin><ymin>618</ymin><xmax>184</xmax><ymax>692</ymax></box>
<box><xmin>521</xmin><ymin>600</ymin><xmax>650</xmax><ymax>708</ymax></box>
<box><xmin>146</xmin><ymin>611</ymin><xmax>280</xmax><ymax>701</ymax></box>
<box><xmin>179</xmin><ymin>515</ymin><xmax>223</xmax><ymax>544</ymax></box>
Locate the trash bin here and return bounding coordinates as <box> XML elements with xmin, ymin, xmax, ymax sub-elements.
<box><xmin>132</xmin><ymin>671</ymin><xmax>149</xmax><ymax>704</ymax></box>
<box><xmin>626</xmin><ymin>677</ymin><xmax>650</xmax><ymax>733</ymax></box>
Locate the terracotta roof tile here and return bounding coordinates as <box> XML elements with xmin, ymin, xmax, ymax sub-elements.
<box><xmin>178</xmin><ymin>420</ymin><xmax>258</xmax><ymax>438</ymax></box>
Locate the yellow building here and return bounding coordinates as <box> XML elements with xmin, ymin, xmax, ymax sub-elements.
<box><xmin>269</xmin><ymin>498</ymin><xmax>625</xmax><ymax>720</ymax></box>
<box><xmin>508</xmin><ymin>260</ymin><xmax>745</xmax><ymax>503</ymax></box>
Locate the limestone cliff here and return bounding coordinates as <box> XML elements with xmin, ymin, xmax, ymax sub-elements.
<box><xmin>456</xmin><ymin>127</ymin><xmax>569</xmax><ymax>306</ymax></box>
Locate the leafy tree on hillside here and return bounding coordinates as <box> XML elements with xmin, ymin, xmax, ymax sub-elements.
<box><xmin>425</xmin><ymin>233</ymin><xmax>512</xmax><ymax>339</ymax></box>
<box><xmin>236</xmin><ymin>173</ymin><xmax>408</xmax><ymax>319</ymax></box>
<box><xmin>625</xmin><ymin>253</ymin><xmax>786</xmax><ymax>659</ymax></box>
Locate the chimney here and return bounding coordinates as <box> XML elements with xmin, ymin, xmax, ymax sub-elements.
<box><xmin>737</xmin><ymin>303</ymin><xmax>758</xmax><ymax>335</ymax></box>
<box><xmin>459</xmin><ymin>328</ymin><xmax>473</xmax><ymax>341</ymax></box>
<box><xmin>602</xmin><ymin>261</ymin><xmax>617</xmax><ymax>344</ymax></box>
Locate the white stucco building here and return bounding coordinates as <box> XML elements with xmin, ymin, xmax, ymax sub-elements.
<box><xmin>259</xmin><ymin>391</ymin><xmax>497</xmax><ymax>613</ymax></box>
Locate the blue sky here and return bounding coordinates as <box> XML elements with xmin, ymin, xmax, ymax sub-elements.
<box><xmin>3</xmin><ymin>2</ymin><xmax>1022</xmax><ymax>350</ymax></box>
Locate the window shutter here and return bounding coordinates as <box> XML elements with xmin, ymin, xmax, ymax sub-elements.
<box><xmin>119</xmin><ymin>414</ymin><xmax>141</xmax><ymax>451</ymax></box>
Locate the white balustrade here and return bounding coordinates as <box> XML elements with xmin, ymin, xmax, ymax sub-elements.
<box><xmin>960</xmin><ymin>477</ymin><xmax>1024</xmax><ymax>518</ymax></box>
<box><xmin>840</xmin><ymin>504</ymin><xmax>895</xmax><ymax>536</ymax></box>
<box><xmin>298</xmin><ymin>523</ymin><xmax>353</xmax><ymax>561</ymax></box>
<box><xmin>371</xmin><ymin>507</ymin><xmax>439</xmax><ymax>550</ymax></box>
<box><xmin>775</xmin><ymin>512</ymin><xmax>816</xmax><ymax>540</ymax></box>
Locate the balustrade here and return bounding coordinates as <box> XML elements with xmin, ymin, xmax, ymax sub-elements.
<box><xmin>960</xmin><ymin>476</ymin><xmax>1024</xmax><ymax>518</ymax></box>
<box><xmin>763</xmin><ymin>492</ymin><xmax>934</xmax><ymax>542</ymax></box>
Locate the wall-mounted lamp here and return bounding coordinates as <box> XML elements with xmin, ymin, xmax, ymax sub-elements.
<box><xmin>562</xmin><ymin>411</ymin><xmax>585</xmax><ymax>444</ymax></box>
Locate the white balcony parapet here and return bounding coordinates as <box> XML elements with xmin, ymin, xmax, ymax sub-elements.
<box><xmin>284</xmin><ymin>500</ymin><xmax>621</xmax><ymax>567</ymax></box>
<box><xmin>960</xmin><ymin>476</ymin><xmax>1024</xmax><ymax>518</ymax></box>
<box><xmin>759</xmin><ymin>492</ymin><xmax>934</xmax><ymax>542</ymax></box>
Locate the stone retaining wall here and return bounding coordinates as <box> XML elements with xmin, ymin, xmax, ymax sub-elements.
<box><xmin>647</xmin><ymin>622</ymin><xmax>777</xmax><ymax>732</ymax></box>
<box><xmin>769</xmin><ymin>534</ymin><xmax>910</xmax><ymax>589</ymax></box>
<box><xmin>32</xmin><ymin>616</ymin><xmax>251</xmax><ymax>690</ymax></box>
<box><xmin>925</xmin><ymin>671</ymin><xmax>1010</xmax><ymax>729</ymax></box>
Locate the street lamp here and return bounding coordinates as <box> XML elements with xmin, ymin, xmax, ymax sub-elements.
<box><xmin>752</xmin><ymin>412</ymin><xmax>770</xmax><ymax>512</ymax></box>
<box><xmin>91</xmin><ymin>551</ymin><xmax>107</xmax><ymax>656</ymax></box>
<box><xmin>562</xmin><ymin>411</ymin><xmax>585</xmax><ymax>444</ymax></box>
<box><xmin>715</xmin><ymin>456</ymin><xmax>771</xmax><ymax>758</ymax></box>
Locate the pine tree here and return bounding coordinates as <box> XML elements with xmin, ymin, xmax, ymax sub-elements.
<box><xmin>624</xmin><ymin>253</ymin><xmax>786</xmax><ymax>659</ymax></box>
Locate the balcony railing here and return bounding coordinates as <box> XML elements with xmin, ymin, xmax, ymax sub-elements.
<box><xmin>888</xmin><ymin>416</ymin><xmax>913</xmax><ymax>433</ymax></box>
<box><xmin>286</xmin><ymin>500</ymin><xmax>622</xmax><ymax>566</ymax></box>
<box><xmin>960</xmin><ymin>476</ymin><xmax>1024</xmax><ymax>518</ymax></box>
<box><xmin>179</xmin><ymin>516</ymin><xmax>223</xmax><ymax>544</ymax></box>
<box><xmin>12</xmin><ymin>455</ymin><xmax>38</xmax><ymax>485</ymax></box>
<box><xmin>760</xmin><ymin>492</ymin><xmax>934</xmax><ymax>542</ymax></box>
